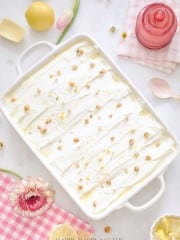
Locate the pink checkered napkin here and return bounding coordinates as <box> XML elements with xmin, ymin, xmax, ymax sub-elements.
<box><xmin>0</xmin><ymin>172</ymin><xmax>94</xmax><ymax>240</ymax></box>
<box><xmin>118</xmin><ymin>0</ymin><xmax>180</xmax><ymax>73</ymax></box>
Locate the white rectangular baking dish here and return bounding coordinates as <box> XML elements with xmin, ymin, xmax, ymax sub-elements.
<box><xmin>0</xmin><ymin>34</ymin><xmax>179</xmax><ymax>220</ymax></box>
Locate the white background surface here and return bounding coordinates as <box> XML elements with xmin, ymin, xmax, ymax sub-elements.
<box><xmin>0</xmin><ymin>1</ymin><xmax>180</xmax><ymax>239</ymax></box>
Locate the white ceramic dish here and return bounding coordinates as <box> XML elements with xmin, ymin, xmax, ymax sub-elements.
<box><xmin>0</xmin><ymin>35</ymin><xmax>179</xmax><ymax>220</ymax></box>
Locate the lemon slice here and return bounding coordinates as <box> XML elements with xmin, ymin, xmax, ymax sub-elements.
<box><xmin>49</xmin><ymin>224</ymin><xmax>78</xmax><ymax>240</ymax></box>
<box><xmin>0</xmin><ymin>19</ymin><xmax>25</xmax><ymax>43</ymax></box>
<box><xmin>76</xmin><ymin>229</ymin><xmax>93</xmax><ymax>240</ymax></box>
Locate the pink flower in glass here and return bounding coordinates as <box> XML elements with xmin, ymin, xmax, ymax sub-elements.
<box><xmin>56</xmin><ymin>10</ymin><xmax>73</xmax><ymax>31</ymax></box>
<box><xmin>9</xmin><ymin>177</ymin><xmax>55</xmax><ymax>217</ymax></box>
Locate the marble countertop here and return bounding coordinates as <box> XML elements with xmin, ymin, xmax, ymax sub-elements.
<box><xmin>0</xmin><ymin>1</ymin><xmax>180</xmax><ymax>239</ymax></box>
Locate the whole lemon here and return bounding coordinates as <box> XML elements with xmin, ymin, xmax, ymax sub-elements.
<box><xmin>25</xmin><ymin>2</ymin><xmax>55</xmax><ymax>31</ymax></box>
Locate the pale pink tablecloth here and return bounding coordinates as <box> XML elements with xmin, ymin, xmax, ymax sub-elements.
<box><xmin>0</xmin><ymin>172</ymin><xmax>94</xmax><ymax>240</ymax></box>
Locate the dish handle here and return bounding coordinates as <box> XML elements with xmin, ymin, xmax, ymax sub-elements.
<box><xmin>16</xmin><ymin>41</ymin><xmax>55</xmax><ymax>76</ymax></box>
<box><xmin>116</xmin><ymin>175</ymin><xmax>165</xmax><ymax>212</ymax></box>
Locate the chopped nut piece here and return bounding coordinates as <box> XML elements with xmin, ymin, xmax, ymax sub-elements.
<box><xmin>89</xmin><ymin>114</ymin><xmax>93</xmax><ymax>118</ymax></box>
<box><xmin>57</xmin><ymin>145</ymin><xmax>62</xmax><ymax>150</ymax></box>
<box><xmin>11</xmin><ymin>97</ymin><xmax>16</xmax><ymax>102</ymax></box>
<box><xmin>75</xmin><ymin>162</ymin><xmax>80</xmax><ymax>168</ymax></box>
<box><xmin>124</xmin><ymin>168</ymin><xmax>128</xmax><ymax>174</ymax></box>
<box><xmin>56</xmin><ymin>97</ymin><xmax>59</xmax><ymax>101</ymax></box>
<box><xmin>99</xmin><ymin>69</ymin><xmax>106</xmax><ymax>74</ymax></box>
<box><xmin>134</xmin><ymin>152</ymin><xmax>139</xmax><ymax>158</ymax></box>
<box><xmin>106</xmin><ymin>180</ymin><xmax>111</xmax><ymax>185</ymax></box>
<box><xmin>122</xmin><ymin>32</ymin><xmax>127</xmax><ymax>39</ymax></box>
<box><xmin>72</xmin><ymin>65</ymin><xmax>78</xmax><ymax>71</ymax></box>
<box><xmin>116</xmin><ymin>102</ymin><xmax>122</xmax><ymax>108</ymax></box>
<box><xmin>96</xmin><ymin>105</ymin><xmax>101</xmax><ymax>110</ymax></box>
<box><xmin>0</xmin><ymin>142</ymin><xmax>4</xmax><ymax>149</ymax></box>
<box><xmin>108</xmin><ymin>114</ymin><xmax>112</xmax><ymax>118</ymax></box>
<box><xmin>110</xmin><ymin>137</ymin><xmax>115</xmax><ymax>142</ymax></box>
<box><xmin>144</xmin><ymin>132</ymin><xmax>149</xmax><ymax>139</ymax></box>
<box><xmin>49</xmin><ymin>74</ymin><xmax>53</xmax><ymax>78</ymax></box>
<box><xmin>60</xmin><ymin>112</ymin><xmax>65</xmax><ymax>120</ymax></box>
<box><xmin>84</xmin><ymin>119</ymin><xmax>89</xmax><ymax>125</ymax></box>
<box><xmin>110</xmin><ymin>25</ymin><xmax>116</xmax><ymax>33</ymax></box>
<box><xmin>125</xmin><ymin>115</ymin><xmax>129</xmax><ymax>121</ymax></box>
<box><xmin>85</xmin><ymin>83</ymin><xmax>90</xmax><ymax>89</ymax></box>
<box><xmin>78</xmin><ymin>185</ymin><xmax>83</xmax><ymax>191</ymax></box>
<box><xmin>56</xmin><ymin>70</ymin><xmax>61</xmax><ymax>75</ymax></box>
<box><xmin>134</xmin><ymin>166</ymin><xmax>139</xmax><ymax>172</ymax></box>
<box><xmin>76</xmin><ymin>48</ymin><xmax>84</xmax><ymax>56</ymax></box>
<box><xmin>24</xmin><ymin>105</ymin><xmax>30</xmax><ymax>112</ymax></box>
<box><xmin>68</xmin><ymin>109</ymin><xmax>71</xmax><ymax>113</ymax></box>
<box><xmin>74</xmin><ymin>137</ymin><xmax>79</xmax><ymax>143</ymax></box>
<box><xmin>98</xmin><ymin>127</ymin><xmax>102</xmax><ymax>132</ymax></box>
<box><xmin>131</xmin><ymin>129</ymin><xmax>136</xmax><ymax>134</ymax></box>
<box><xmin>74</xmin><ymin>85</ymin><xmax>78</xmax><ymax>93</ymax></box>
<box><xmin>45</xmin><ymin>118</ymin><xmax>52</xmax><ymax>124</ymax></box>
<box><xmin>95</xmin><ymin>90</ymin><xmax>100</xmax><ymax>96</ymax></box>
<box><xmin>104</xmin><ymin>226</ymin><xmax>111</xmax><ymax>233</ymax></box>
<box><xmin>40</xmin><ymin>128</ymin><xmax>47</xmax><ymax>134</ymax></box>
<box><xmin>69</xmin><ymin>81</ymin><xmax>75</xmax><ymax>88</ymax></box>
<box><xmin>129</xmin><ymin>139</ymin><xmax>135</xmax><ymax>146</ymax></box>
<box><xmin>36</xmin><ymin>88</ymin><xmax>41</xmax><ymax>95</ymax></box>
<box><xmin>98</xmin><ymin>157</ymin><xmax>103</xmax><ymax>162</ymax></box>
<box><xmin>79</xmin><ymin>178</ymin><xmax>83</xmax><ymax>182</ymax></box>
<box><xmin>155</xmin><ymin>142</ymin><xmax>161</xmax><ymax>147</ymax></box>
<box><xmin>92</xmin><ymin>201</ymin><xmax>97</xmax><ymax>207</ymax></box>
<box><xmin>145</xmin><ymin>155</ymin><xmax>152</xmax><ymax>161</ymax></box>
<box><xmin>90</xmin><ymin>62</ymin><xmax>95</xmax><ymax>69</ymax></box>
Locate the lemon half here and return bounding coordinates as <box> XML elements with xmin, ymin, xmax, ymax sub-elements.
<box><xmin>25</xmin><ymin>2</ymin><xmax>55</xmax><ymax>31</ymax></box>
<box><xmin>49</xmin><ymin>224</ymin><xmax>78</xmax><ymax>240</ymax></box>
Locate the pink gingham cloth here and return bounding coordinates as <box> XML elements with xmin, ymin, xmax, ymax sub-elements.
<box><xmin>0</xmin><ymin>172</ymin><xmax>94</xmax><ymax>240</ymax></box>
<box><xmin>118</xmin><ymin>0</ymin><xmax>180</xmax><ymax>73</ymax></box>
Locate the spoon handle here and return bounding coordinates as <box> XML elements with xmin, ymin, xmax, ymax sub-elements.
<box><xmin>173</xmin><ymin>95</ymin><xmax>180</xmax><ymax>100</ymax></box>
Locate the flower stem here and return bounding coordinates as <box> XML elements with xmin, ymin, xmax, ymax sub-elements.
<box><xmin>56</xmin><ymin>0</ymin><xmax>80</xmax><ymax>45</ymax></box>
<box><xmin>0</xmin><ymin>168</ymin><xmax>22</xmax><ymax>179</ymax></box>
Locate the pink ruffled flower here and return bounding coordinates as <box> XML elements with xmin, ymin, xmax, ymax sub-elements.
<box><xmin>9</xmin><ymin>177</ymin><xmax>55</xmax><ymax>217</ymax></box>
<box><xmin>56</xmin><ymin>10</ymin><xmax>73</xmax><ymax>31</ymax></box>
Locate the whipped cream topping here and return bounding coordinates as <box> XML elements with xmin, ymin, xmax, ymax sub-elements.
<box><xmin>3</xmin><ymin>40</ymin><xmax>178</xmax><ymax>215</ymax></box>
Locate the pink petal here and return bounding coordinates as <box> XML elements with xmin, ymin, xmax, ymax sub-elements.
<box><xmin>56</xmin><ymin>10</ymin><xmax>73</xmax><ymax>31</ymax></box>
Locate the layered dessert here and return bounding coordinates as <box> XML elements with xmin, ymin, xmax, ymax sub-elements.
<box><xmin>2</xmin><ymin>39</ymin><xmax>178</xmax><ymax>216</ymax></box>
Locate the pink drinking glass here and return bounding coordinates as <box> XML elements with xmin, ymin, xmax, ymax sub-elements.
<box><xmin>135</xmin><ymin>3</ymin><xmax>177</xmax><ymax>49</ymax></box>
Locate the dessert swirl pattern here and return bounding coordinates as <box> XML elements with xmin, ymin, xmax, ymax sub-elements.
<box><xmin>3</xmin><ymin>40</ymin><xmax>178</xmax><ymax>215</ymax></box>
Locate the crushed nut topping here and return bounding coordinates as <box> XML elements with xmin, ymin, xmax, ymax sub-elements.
<box><xmin>145</xmin><ymin>155</ymin><xmax>152</xmax><ymax>161</ymax></box>
<box><xmin>69</xmin><ymin>81</ymin><xmax>75</xmax><ymax>88</ymax></box>
<box><xmin>104</xmin><ymin>226</ymin><xmax>111</xmax><ymax>233</ymax></box>
<box><xmin>110</xmin><ymin>25</ymin><xmax>117</xmax><ymax>33</ymax></box>
<box><xmin>131</xmin><ymin>129</ymin><xmax>136</xmax><ymax>134</ymax></box>
<box><xmin>96</xmin><ymin>105</ymin><xmax>101</xmax><ymax>110</ymax></box>
<box><xmin>74</xmin><ymin>85</ymin><xmax>78</xmax><ymax>93</ymax></box>
<box><xmin>0</xmin><ymin>141</ymin><xmax>4</xmax><ymax>149</ymax></box>
<box><xmin>125</xmin><ymin>115</ymin><xmax>129</xmax><ymax>121</ymax></box>
<box><xmin>155</xmin><ymin>142</ymin><xmax>161</xmax><ymax>148</ymax></box>
<box><xmin>72</xmin><ymin>65</ymin><xmax>78</xmax><ymax>71</ymax></box>
<box><xmin>99</xmin><ymin>69</ymin><xmax>106</xmax><ymax>74</ymax></box>
<box><xmin>90</xmin><ymin>62</ymin><xmax>95</xmax><ymax>69</ymax></box>
<box><xmin>68</xmin><ymin>109</ymin><xmax>71</xmax><ymax>113</ymax></box>
<box><xmin>73</xmin><ymin>137</ymin><xmax>79</xmax><ymax>143</ymax></box>
<box><xmin>85</xmin><ymin>83</ymin><xmax>90</xmax><ymax>89</ymax></box>
<box><xmin>106</xmin><ymin>180</ymin><xmax>111</xmax><ymax>185</ymax></box>
<box><xmin>49</xmin><ymin>74</ymin><xmax>53</xmax><ymax>78</ymax></box>
<box><xmin>40</xmin><ymin>128</ymin><xmax>47</xmax><ymax>134</ymax></box>
<box><xmin>129</xmin><ymin>139</ymin><xmax>135</xmax><ymax>146</ymax></box>
<box><xmin>56</xmin><ymin>70</ymin><xmax>61</xmax><ymax>75</ymax></box>
<box><xmin>11</xmin><ymin>97</ymin><xmax>16</xmax><ymax>102</ymax></box>
<box><xmin>110</xmin><ymin>137</ymin><xmax>115</xmax><ymax>142</ymax></box>
<box><xmin>144</xmin><ymin>132</ymin><xmax>149</xmax><ymax>139</ymax></box>
<box><xmin>122</xmin><ymin>32</ymin><xmax>127</xmax><ymax>39</ymax></box>
<box><xmin>76</xmin><ymin>48</ymin><xmax>84</xmax><ymax>56</ymax></box>
<box><xmin>98</xmin><ymin>126</ymin><xmax>102</xmax><ymax>132</ymax></box>
<box><xmin>98</xmin><ymin>157</ymin><xmax>103</xmax><ymax>162</ymax></box>
<box><xmin>45</xmin><ymin>118</ymin><xmax>52</xmax><ymax>124</ymax></box>
<box><xmin>134</xmin><ymin>152</ymin><xmax>139</xmax><ymax>158</ymax></box>
<box><xmin>108</xmin><ymin>114</ymin><xmax>113</xmax><ymax>118</ymax></box>
<box><xmin>57</xmin><ymin>145</ymin><xmax>62</xmax><ymax>150</ymax></box>
<box><xmin>134</xmin><ymin>166</ymin><xmax>139</xmax><ymax>172</ymax></box>
<box><xmin>116</xmin><ymin>102</ymin><xmax>122</xmax><ymax>108</ymax></box>
<box><xmin>60</xmin><ymin>112</ymin><xmax>65</xmax><ymax>120</ymax></box>
<box><xmin>124</xmin><ymin>168</ymin><xmax>128</xmax><ymax>174</ymax></box>
<box><xmin>92</xmin><ymin>201</ymin><xmax>97</xmax><ymax>207</ymax></box>
<box><xmin>24</xmin><ymin>105</ymin><xmax>30</xmax><ymax>112</ymax></box>
<box><xmin>84</xmin><ymin>119</ymin><xmax>89</xmax><ymax>125</ymax></box>
<box><xmin>89</xmin><ymin>114</ymin><xmax>93</xmax><ymax>118</ymax></box>
<box><xmin>78</xmin><ymin>185</ymin><xmax>83</xmax><ymax>191</ymax></box>
<box><xmin>36</xmin><ymin>88</ymin><xmax>41</xmax><ymax>95</ymax></box>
